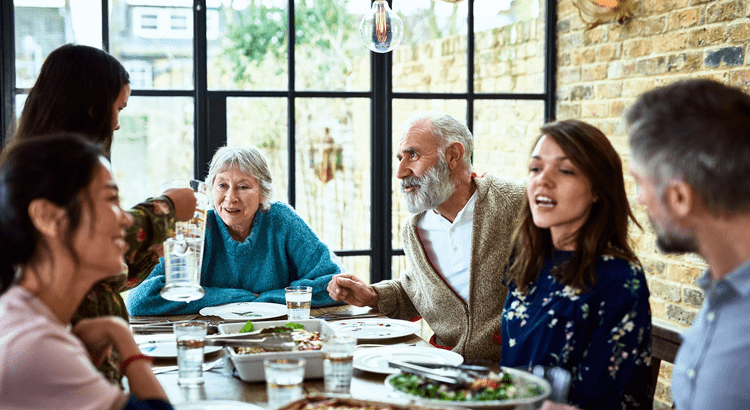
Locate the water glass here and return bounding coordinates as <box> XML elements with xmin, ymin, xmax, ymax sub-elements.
<box><xmin>323</xmin><ymin>335</ymin><xmax>356</xmax><ymax>394</ymax></box>
<box><xmin>174</xmin><ymin>321</ymin><xmax>207</xmax><ymax>385</ymax></box>
<box><xmin>161</xmin><ymin>179</ymin><xmax>208</xmax><ymax>302</ymax></box>
<box><xmin>285</xmin><ymin>286</ymin><xmax>312</xmax><ymax>321</ymax></box>
<box><xmin>264</xmin><ymin>358</ymin><xmax>305</xmax><ymax>409</ymax></box>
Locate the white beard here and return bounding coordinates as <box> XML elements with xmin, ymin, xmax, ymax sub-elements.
<box><xmin>400</xmin><ymin>157</ymin><xmax>455</xmax><ymax>214</ymax></box>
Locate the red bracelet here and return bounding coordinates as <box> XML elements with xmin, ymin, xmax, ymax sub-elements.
<box><xmin>120</xmin><ymin>354</ymin><xmax>154</xmax><ymax>376</ymax></box>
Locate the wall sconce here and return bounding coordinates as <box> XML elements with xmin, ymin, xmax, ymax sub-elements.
<box><xmin>359</xmin><ymin>1</ymin><xmax>404</xmax><ymax>53</ymax></box>
<box><xmin>573</xmin><ymin>0</ymin><xmax>637</xmax><ymax>29</ymax></box>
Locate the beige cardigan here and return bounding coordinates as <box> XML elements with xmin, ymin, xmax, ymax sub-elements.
<box><xmin>372</xmin><ymin>174</ymin><xmax>525</xmax><ymax>361</ymax></box>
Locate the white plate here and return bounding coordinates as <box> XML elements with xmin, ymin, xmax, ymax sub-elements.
<box><xmin>353</xmin><ymin>346</ymin><xmax>463</xmax><ymax>374</ymax></box>
<box><xmin>175</xmin><ymin>400</ymin><xmax>265</xmax><ymax>410</ymax></box>
<box><xmin>330</xmin><ymin>318</ymin><xmax>421</xmax><ymax>340</ymax></box>
<box><xmin>384</xmin><ymin>367</ymin><xmax>551</xmax><ymax>409</ymax></box>
<box><xmin>136</xmin><ymin>335</ymin><xmax>222</xmax><ymax>358</ymax></box>
<box><xmin>199</xmin><ymin>302</ymin><xmax>287</xmax><ymax>321</ymax></box>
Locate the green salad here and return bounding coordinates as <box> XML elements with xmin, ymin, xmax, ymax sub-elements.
<box><xmin>388</xmin><ymin>371</ymin><xmax>543</xmax><ymax>402</ymax></box>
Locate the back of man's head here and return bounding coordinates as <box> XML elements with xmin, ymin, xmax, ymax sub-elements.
<box><xmin>625</xmin><ymin>79</ymin><xmax>750</xmax><ymax>217</ymax></box>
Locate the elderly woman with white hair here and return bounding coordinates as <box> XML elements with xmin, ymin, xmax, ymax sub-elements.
<box><xmin>126</xmin><ymin>146</ymin><xmax>341</xmax><ymax>315</ymax></box>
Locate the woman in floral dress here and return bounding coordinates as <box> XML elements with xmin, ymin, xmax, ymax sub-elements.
<box><xmin>501</xmin><ymin>120</ymin><xmax>652</xmax><ymax>409</ymax></box>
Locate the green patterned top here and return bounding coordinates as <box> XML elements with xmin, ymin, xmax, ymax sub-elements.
<box><xmin>71</xmin><ymin>196</ymin><xmax>175</xmax><ymax>385</ymax></box>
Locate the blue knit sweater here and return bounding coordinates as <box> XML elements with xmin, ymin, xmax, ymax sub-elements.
<box><xmin>126</xmin><ymin>202</ymin><xmax>340</xmax><ymax>315</ymax></box>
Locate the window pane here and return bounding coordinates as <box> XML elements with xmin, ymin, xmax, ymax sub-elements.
<box><xmin>392</xmin><ymin>255</ymin><xmax>407</xmax><ymax>281</ymax></box>
<box><xmin>226</xmin><ymin>97</ymin><xmax>289</xmax><ymax>204</ymax></box>
<box><xmin>474</xmin><ymin>0</ymin><xmax>546</xmax><ymax>94</ymax></box>
<box><xmin>110</xmin><ymin>97</ymin><xmax>195</xmax><ymax>209</ymax></box>
<box><xmin>209</xmin><ymin>0</ymin><xmax>288</xmax><ymax>90</ymax></box>
<box><xmin>390</xmin><ymin>99</ymin><xmax>467</xmax><ymax>250</ymax></box>
<box><xmin>392</xmin><ymin>0</ymin><xmax>468</xmax><ymax>93</ymax></box>
<box><xmin>473</xmin><ymin>99</ymin><xmax>545</xmax><ymax>180</ymax></box>
<box><xmin>110</xmin><ymin>0</ymin><xmax>194</xmax><ymax>90</ymax></box>
<box><xmin>295</xmin><ymin>98</ymin><xmax>371</xmax><ymax>251</ymax></box>
<box><xmin>339</xmin><ymin>256</ymin><xmax>371</xmax><ymax>285</ymax></box>
<box><xmin>14</xmin><ymin>0</ymin><xmax>102</xmax><ymax>88</ymax></box>
<box><xmin>294</xmin><ymin>0</ymin><xmax>369</xmax><ymax>92</ymax></box>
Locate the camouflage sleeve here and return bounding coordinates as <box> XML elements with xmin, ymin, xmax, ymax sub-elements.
<box><xmin>121</xmin><ymin>196</ymin><xmax>176</xmax><ymax>292</ymax></box>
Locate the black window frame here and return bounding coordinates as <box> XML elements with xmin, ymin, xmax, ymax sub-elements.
<box><xmin>0</xmin><ymin>0</ymin><xmax>556</xmax><ymax>283</ymax></box>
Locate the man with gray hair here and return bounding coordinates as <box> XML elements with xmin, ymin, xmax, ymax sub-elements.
<box><xmin>625</xmin><ymin>79</ymin><xmax>750</xmax><ymax>410</ymax></box>
<box><xmin>328</xmin><ymin>112</ymin><xmax>525</xmax><ymax>361</ymax></box>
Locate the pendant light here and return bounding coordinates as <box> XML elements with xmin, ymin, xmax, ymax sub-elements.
<box><xmin>359</xmin><ymin>1</ymin><xmax>404</xmax><ymax>53</ymax></box>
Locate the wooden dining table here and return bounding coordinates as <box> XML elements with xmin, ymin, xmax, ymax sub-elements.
<box><xmin>129</xmin><ymin>304</ymin><xmax>433</xmax><ymax>408</ymax></box>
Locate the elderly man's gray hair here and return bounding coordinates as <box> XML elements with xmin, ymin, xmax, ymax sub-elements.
<box><xmin>401</xmin><ymin>111</ymin><xmax>474</xmax><ymax>172</ymax></box>
<box><xmin>206</xmin><ymin>145</ymin><xmax>275</xmax><ymax>211</ymax></box>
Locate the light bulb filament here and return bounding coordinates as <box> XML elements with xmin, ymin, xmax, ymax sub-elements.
<box><xmin>375</xmin><ymin>6</ymin><xmax>388</xmax><ymax>44</ymax></box>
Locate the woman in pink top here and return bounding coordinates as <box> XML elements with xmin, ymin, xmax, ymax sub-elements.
<box><xmin>0</xmin><ymin>134</ymin><xmax>172</xmax><ymax>410</ymax></box>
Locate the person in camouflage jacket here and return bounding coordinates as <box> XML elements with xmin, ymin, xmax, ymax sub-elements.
<box><xmin>72</xmin><ymin>196</ymin><xmax>176</xmax><ymax>385</ymax></box>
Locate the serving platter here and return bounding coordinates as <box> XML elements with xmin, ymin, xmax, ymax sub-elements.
<box><xmin>199</xmin><ymin>302</ymin><xmax>287</xmax><ymax>321</ymax></box>
<box><xmin>329</xmin><ymin>318</ymin><xmax>421</xmax><ymax>340</ymax></box>
<box><xmin>136</xmin><ymin>334</ymin><xmax>222</xmax><ymax>358</ymax></box>
<box><xmin>353</xmin><ymin>346</ymin><xmax>463</xmax><ymax>374</ymax></box>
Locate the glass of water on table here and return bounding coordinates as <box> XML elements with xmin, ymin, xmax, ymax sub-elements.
<box><xmin>173</xmin><ymin>321</ymin><xmax>208</xmax><ymax>385</ymax></box>
<box><xmin>264</xmin><ymin>358</ymin><xmax>306</xmax><ymax>409</ymax></box>
<box><xmin>285</xmin><ymin>286</ymin><xmax>312</xmax><ymax>320</ymax></box>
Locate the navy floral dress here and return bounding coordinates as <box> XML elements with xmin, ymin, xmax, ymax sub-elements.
<box><xmin>500</xmin><ymin>250</ymin><xmax>653</xmax><ymax>409</ymax></box>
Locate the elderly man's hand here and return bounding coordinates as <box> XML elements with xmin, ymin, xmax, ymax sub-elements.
<box><xmin>327</xmin><ymin>273</ymin><xmax>379</xmax><ymax>308</ymax></box>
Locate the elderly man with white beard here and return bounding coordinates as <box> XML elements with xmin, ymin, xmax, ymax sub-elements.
<box><xmin>327</xmin><ymin>112</ymin><xmax>525</xmax><ymax>361</ymax></box>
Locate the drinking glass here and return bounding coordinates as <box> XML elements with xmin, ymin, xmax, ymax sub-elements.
<box><xmin>285</xmin><ymin>286</ymin><xmax>312</xmax><ymax>321</ymax></box>
<box><xmin>264</xmin><ymin>358</ymin><xmax>305</xmax><ymax>409</ymax></box>
<box><xmin>323</xmin><ymin>334</ymin><xmax>356</xmax><ymax>394</ymax></box>
<box><xmin>161</xmin><ymin>179</ymin><xmax>208</xmax><ymax>302</ymax></box>
<box><xmin>174</xmin><ymin>321</ymin><xmax>208</xmax><ymax>385</ymax></box>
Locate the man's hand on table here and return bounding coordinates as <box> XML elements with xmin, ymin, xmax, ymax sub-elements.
<box><xmin>327</xmin><ymin>274</ymin><xmax>379</xmax><ymax>308</ymax></box>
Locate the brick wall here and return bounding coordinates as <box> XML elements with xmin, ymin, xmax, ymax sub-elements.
<box><xmin>557</xmin><ymin>0</ymin><xmax>750</xmax><ymax>407</ymax></box>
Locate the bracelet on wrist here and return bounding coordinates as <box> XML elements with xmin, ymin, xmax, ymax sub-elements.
<box><xmin>120</xmin><ymin>353</ymin><xmax>154</xmax><ymax>376</ymax></box>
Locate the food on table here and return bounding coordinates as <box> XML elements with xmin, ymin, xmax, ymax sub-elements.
<box><xmin>279</xmin><ymin>396</ymin><xmax>445</xmax><ymax>410</ymax></box>
<box><xmin>388</xmin><ymin>369</ymin><xmax>544</xmax><ymax>402</ymax></box>
<box><xmin>234</xmin><ymin>322</ymin><xmax>322</xmax><ymax>354</ymax></box>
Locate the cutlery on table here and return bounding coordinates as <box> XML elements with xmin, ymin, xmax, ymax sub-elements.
<box><xmin>388</xmin><ymin>360</ymin><xmax>470</xmax><ymax>386</ymax></box>
<box><xmin>403</xmin><ymin>361</ymin><xmax>490</xmax><ymax>375</ymax></box>
<box><xmin>152</xmin><ymin>358</ymin><xmax>224</xmax><ymax>375</ymax></box>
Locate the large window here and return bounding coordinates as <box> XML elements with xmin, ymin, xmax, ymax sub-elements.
<box><xmin>3</xmin><ymin>0</ymin><xmax>555</xmax><ymax>284</ymax></box>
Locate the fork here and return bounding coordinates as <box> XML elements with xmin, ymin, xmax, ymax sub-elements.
<box><xmin>152</xmin><ymin>358</ymin><xmax>224</xmax><ymax>375</ymax></box>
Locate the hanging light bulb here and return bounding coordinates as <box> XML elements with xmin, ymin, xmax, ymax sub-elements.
<box><xmin>359</xmin><ymin>1</ymin><xmax>404</xmax><ymax>53</ymax></box>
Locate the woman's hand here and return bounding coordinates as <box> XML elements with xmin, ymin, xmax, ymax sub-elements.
<box><xmin>72</xmin><ymin>317</ymin><xmax>132</xmax><ymax>365</ymax></box>
<box><xmin>163</xmin><ymin>188</ymin><xmax>198</xmax><ymax>222</ymax></box>
<box><xmin>327</xmin><ymin>274</ymin><xmax>379</xmax><ymax>307</ymax></box>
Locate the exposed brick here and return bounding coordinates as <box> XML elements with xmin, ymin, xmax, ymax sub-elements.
<box><xmin>581</xmin><ymin>101</ymin><xmax>608</xmax><ymax>118</ymax></box>
<box><xmin>570</xmin><ymin>85</ymin><xmax>594</xmax><ymax>100</ymax></box>
<box><xmin>622</xmin><ymin>78</ymin><xmax>656</xmax><ymax>97</ymax></box>
<box><xmin>583</xmin><ymin>26</ymin><xmax>607</xmax><ymax>46</ymax></box>
<box><xmin>558</xmin><ymin>51</ymin><xmax>571</xmax><ymax>66</ymax></box>
<box><xmin>669</xmin><ymin>8</ymin><xmax>701</xmax><ymax>30</ymax></box>
<box><xmin>683</xmin><ymin>286</ymin><xmax>705</xmax><ymax>307</ymax></box>
<box><xmin>730</xmin><ymin>70</ymin><xmax>750</xmax><ymax>93</ymax></box>
<box><xmin>668</xmin><ymin>52</ymin><xmax>702</xmax><ymax>73</ymax></box>
<box><xmin>559</xmin><ymin>66</ymin><xmax>581</xmax><ymax>83</ymax></box>
<box><xmin>666</xmin><ymin>263</ymin><xmax>703</xmax><ymax>283</ymax></box>
<box><xmin>596</xmin><ymin>82</ymin><xmax>623</xmax><ymax>99</ymax></box>
<box><xmin>610</xmin><ymin>99</ymin><xmax>629</xmax><ymax>117</ymax></box>
<box><xmin>666</xmin><ymin>303</ymin><xmax>698</xmax><ymax>325</ymax></box>
<box><xmin>654</xmin><ymin>399</ymin><xmax>673</xmax><ymax>410</ymax></box>
<box><xmin>581</xmin><ymin>48</ymin><xmax>596</xmax><ymax>64</ymax></box>
<box><xmin>705</xmin><ymin>46</ymin><xmax>744</xmax><ymax>67</ymax></box>
<box><xmin>660</xmin><ymin>361</ymin><xmax>674</xmax><ymax>382</ymax></box>
<box><xmin>642</xmin><ymin>16</ymin><xmax>669</xmax><ymax>36</ymax></box>
<box><xmin>690</xmin><ymin>0</ymin><xmax>717</xmax><ymax>5</ymax></box>
<box><xmin>727</xmin><ymin>23</ymin><xmax>750</xmax><ymax>44</ymax></box>
<box><xmin>635</xmin><ymin>56</ymin><xmax>668</xmax><ymax>76</ymax></box>
<box><xmin>557</xmin><ymin>103</ymin><xmax>581</xmax><ymax>119</ymax></box>
<box><xmin>650</xmin><ymin>278</ymin><xmax>682</xmax><ymax>302</ymax></box>
<box><xmin>597</xmin><ymin>44</ymin><xmax>620</xmax><ymax>62</ymax></box>
<box><xmin>687</xmin><ymin>26</ymin><xmax>727</xmax><ymax>47</ymax></box>
<box><xmin>706</xmin><ymin>0</ymin><xmax>745</xmax><ymax>23</ymax></box>
<box><xmin>653</xmin><ymin>32</ymin><xmax>688</xmax><ymax>52</ymax></box>
<box><xmin>582</xmin><ymin>63</ymin><xmax>608</xmax><ymax>81</ymax></box>
<box><xmin>624</xmin><ymin>39</ymin><xmax>653</xmax><ymax>58</ymax></box>
<box><xmin>557</xmin><ymin>19</ymin><xmax>571</xmax><ymax>34</ymax></box>
<box><xmin>608</xmin><ymin>60</ymin><xmax>636</xmax><ymax>79</ymax></box>
<box><xmin>653</xmin><ymin>0</ymin><xmax>690</xmax><ymax>13</ymax></box>
<box><xmin>650</xmin><ymin>299</ymin><xmax>667</xmax><ymax>321</ymax></box>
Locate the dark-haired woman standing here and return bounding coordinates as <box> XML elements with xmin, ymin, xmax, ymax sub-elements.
<box><xmin>9</xmin><ymin>43</ymin><xmax>196</xmax><ymax>383</ymax></box>
<box><xmin>501</xmin><ymin>120</ymin><xmax>652</xmax><ymax>409</ymax></box>
<box><xmin>0</xmin><ymin>134</ymin><xmax>172</xmax><ymax>410</ymax></box>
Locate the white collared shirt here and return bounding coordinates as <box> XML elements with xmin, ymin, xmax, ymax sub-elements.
<box><xmin>416</xmin><ymin>191</ymin><xmax>477</xmax><ymax>302</ymax></box>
